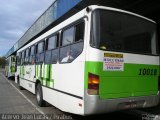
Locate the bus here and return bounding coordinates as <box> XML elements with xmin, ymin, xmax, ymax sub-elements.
<box><xmin>15</xmin><ymin>5</ymin><xmax>160</xmax><ymax>115</ymax></box>
<box><xmin>5</xmin><ymin>55</ymin><xmax>16</xmax><ymax>78</ymax></box>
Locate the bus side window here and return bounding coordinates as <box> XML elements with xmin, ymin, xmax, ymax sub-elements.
<box><xmin>60</xmin><ymin>26</ymin><xmax>75</xmax><ymax>63</ymax></box>
<box><xmin>70</xmin><ymin>22</ymin><xmax>84</xmax><ymax>60</ymax></box>
<box><xmin>75</xmin><ymin>22</ymin><xmax>84</xmax><ymax>42</ymax></box>
<box><xmin>25</xmin><ymin>48</ymin><xmax>30</xmax><ymax>65</ymax></box>
<box><xmin>18</xmin><ymin>52</ymin><xmax>21</xmax><ymax>65</ymax></box>
<box><xmin>29</xmin><ymin>45</ymin><xmax>35</xmax><ymax>64</ymax></box>
<box><xmin>21</xmin><ymin>51</ymin><xmax>25</xmax><ymax>65</ymax></box>
<box><xmin>45</xmin><ymin>34</ymin><xmax>58</xmax><ymax>64</ymax></box>
<box><xmin>36</xmin><ymin>41</ymin><xmax>45</xmax><ymax>63</ymax></box>
<box><xmin>61</xmin><ymin>27</ymin><xmax>74</xmax><ymax>46</ymax></box>
<box><xmin>60</xmin><ymin>21</ymin><xmax>84</xmax><ymax>63</ymax></box>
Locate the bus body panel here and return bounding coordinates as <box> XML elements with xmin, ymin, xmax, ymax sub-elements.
<box><xmin>42</xmin><ymin>86</ymin><xmax>84</xmax><ymax>115</ymax></box>
<box><xmin>20</xmin><ymin>78</ymin><xmax>36</xmax><ymax>94</ymax></box>
<box><xmin>84</xmin><ymin>48</ymin><xmax>159</xmax><ymax>115</ymax></box>
<box><xmin>85</xmin><ymin>47</ymin><xmax>159</xmax><ymax>99</ymax></box>
<box><xmin>39</xmin><ymin>54</ymin><xmax>85</xmax><ymax>115</ymax></box>
<box><xmin>84</xmin><ymin>5</ymin><xmax>159</xmax><ymax>115</ymax></box>
<box><xmin>53</xmin><ymin>62</ymin><xmax>85</xmax><ymax>97</ymax></box>
<box><xmin>16</xmin><ymin>8</ymin><xmax>87</xmax><ymax>115</ymax></box>
<box><xmin>84</xmin><ymin>90</ymin><xmax>159</xmax><ymax>115</ymax></box>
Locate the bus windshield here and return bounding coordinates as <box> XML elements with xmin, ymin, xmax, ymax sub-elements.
<box><xmin>91</xmin><ymin>9</ymin><xmax>159</xmax><ymax>55</ymax></box>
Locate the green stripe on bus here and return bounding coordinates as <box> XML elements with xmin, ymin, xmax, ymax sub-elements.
<box><xmin>22</xmin><ymin>66</ymin><xmax>25</xmax><ymax>76</ymax></box>
<box><xmin>35</xmin><ymin>63</ymin><xmax>54</xmax><ymax>88</ymax></box>
<box><xmin>39</xmin><ymin>65</ymin><xmax>40</xmax><ymax>77</ymax></box>
<box><xmin>36</xmin><ymin>65</ymin><xmax>38</xmax><ymax>77</ymax></box>
<box><xmin>46</xmin><ymin>81</ymin><xmax>50</xmax><ymax>87</ymax></box>
<box><xmin>20</xmin><ymin>66</ymin><xmax>21</xmax><ymax>76</ymax></box>
<box><xmin>50</xmin><ymin>81</ymin><xmax>54</xmax><ymax>88</ymax></box>
<box><xmin>40</xmin><ymin>65</ymin><xmax>42</xmax><ymax>78</ymax></box>
<box><xmin>48</xmin><ymin>64</ymin><xmax>51</xmax><ymax>88</ymax></box>
<box><xmin>10</xmin><ymin>66</ymin><xmax>15</xmax><ymax>73</ymax></box>
<box><xmin>40</xmin><ymin>65</ymin><xmax>43</xmax><ymax>83</ymax></box>
<box><xmin>85</xmin><ymin>61</ymin><xmax>159</xmax><ymax>99</ymax></box>
<box><xmin>47</xmin><ymin>64</ymin><xmax>50</xmax><ymax>79</ymax></box>
<box><xmin>42</xmin><ymin>64</ymin><xmax>45</xmax><ymax>86</ymax></box>
<box><xmin>50</xmin><ymin>65</ymin><xmax>54</xmax><ymax>88</ymax></box>
<box><xmin>43</xmin><ymin>64</ymin><xmax>49</xmax><ymax>87</ymax></box>
<box><xmin>43</xmin><ymin>64</ymin><xmax>45</xmax><ymax>86</ymax></box>
<box><xmin>45</xmin><ymin>65</ymin><xmax>48</xmax><ymax>86</ymax></box>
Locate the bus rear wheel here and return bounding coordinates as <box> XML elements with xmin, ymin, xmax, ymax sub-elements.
<box><xmin>36</xmin><ymin>83</ymin><xmax>46</xmax><ymax>107</ymax></box>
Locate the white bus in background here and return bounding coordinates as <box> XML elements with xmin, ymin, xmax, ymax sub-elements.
<box><xmin>5</xmin><ymin>55</ymin><xmax>16</xmax><ymax>78</ymax></box>
<box><xmin>15</xmin><ymin>5</ymin><xmax>160</xmax><ymax>115</ymax></box>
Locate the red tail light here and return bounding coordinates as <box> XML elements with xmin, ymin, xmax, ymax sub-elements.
<box><xmin>88</xmin><ymin>73</ymin><xmax>99</xmax><ymax>95</ymax></box>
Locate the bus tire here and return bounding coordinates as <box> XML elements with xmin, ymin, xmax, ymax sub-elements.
<box><xmin>36</xmin><ymin>83</ymin><xmax>46</xmax><ymax>107</ymax></box>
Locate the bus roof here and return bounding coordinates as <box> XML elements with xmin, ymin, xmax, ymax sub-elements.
<box><xmin>91</xmin><ymin>5</ymin><xmax>156</xmax><ymax>24</ymax></box>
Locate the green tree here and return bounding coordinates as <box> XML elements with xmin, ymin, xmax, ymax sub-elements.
<box><xmin>0</xmin><ymin>57</ymin><xmax>6</xmax><ymax>68</ymax></box>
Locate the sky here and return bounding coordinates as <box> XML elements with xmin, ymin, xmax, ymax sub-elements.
<box><xmin>0</xmin><ymin>0</ymin><xmax>55</xmax><ymax>57</ymax></box>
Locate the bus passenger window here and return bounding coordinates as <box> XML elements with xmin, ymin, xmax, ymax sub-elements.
<box><xmin>21</xmin><ymin>51</ymin><xmax>25</xmax><ymax>65</ymax></box>
<box><xmin>60</xmin><ymin>21</ymin><xmax>84</xmax><ymax>63</ymax></box>
<box><xmin>70</xmin><ymin>22</ymin><xmax>84</xmax><ymax>60</ymax></box>
<box><xmin>75</xmin><ymin>22</ymin><xmax>84</xmax><ymax>42</ymax></box>
<box><xmin>47</xmin><ymin>36</ymin><xmax>57</xmax><ymax>50</ymax></box>
<box><xmin>25</xmin><ymin>48</ymin><xmax>30</xmax><ymax>64</ymax></box>
<box><xmin>62</xmin><ymin>27</ymin><xmax>74</xmax><ymax>46</ymax></box>
<box><xmin>45</xmin><ymin>35</ymin><xmax>58</xmax><ymax>64</ymax></box>
<box><xmin>36</xmin><ymin>41</ymin><xmax>45</xmax><ymax>63</ymax></box>
<box><xmin>30</xmin><ymin>46</ymin><xmax>35</xmax><ymax>55</ymax></box>
<box><xmin>37</xmin><ymin>42</ymin><xmax>44</xmax><ymax>53</ymax></box>
<box><xmin>29</xmin><ymin>45</ymin><xmax>35</xmax><ymax>64</ymax></box>
<box><xmin>17</xmin><ymin>53</ymin><xmax>21</xmax><ymax>65</ymax></box>
<box><xmin>61</xmin><ymin>48</ymin><xmax>74</xmax><ymax>63</ymax></box>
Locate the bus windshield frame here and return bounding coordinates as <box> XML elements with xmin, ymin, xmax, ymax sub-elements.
<box><xmin>90</xmin><ymin>9</ymin><xmax>159</xmax><ymax>56</ymax></box>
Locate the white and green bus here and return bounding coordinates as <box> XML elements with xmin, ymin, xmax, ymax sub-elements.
<box><xmin>15</xmin><ymin>5</ymin><xmax>160</xmax><ymax>115</ymax></box>
<box><xmin>5</xmin><ymin>55</ymin><xmax>16</xmax><ymax>78</ymax></box>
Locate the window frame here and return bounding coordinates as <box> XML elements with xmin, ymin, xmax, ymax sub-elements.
<box><xmin>29</xmin><ymin>44</ymin><xmax>36</xmax><ymax>65</ymax></box>
<box><xmin>44</xmin><ymin>33</ymin><xmax>59</xmax><ymax>64</ymax></box>
<box><xmin>24</xmin><ymin>48</ymin><xmax>30</xmax><ymax>65</ymax></box>
<box><xmin>30</xmin><ymin>45</ymin><xmax>36</xmax><ymax>56</ymax></box>
<box><xmin>17</xmin><ymin>52</ymin><xmax>21</xmax><ymax>66</ymax></box>
<box><xmin>46</xmin><ymin>34</ymin><xmax>59</xmax><ymax>51</ymax></box>
<box><xmin>90</xmin><ymin>9</ymin><xmax>159</xmax><ymax>56</ymax></box>
<box><xmin>60</xmin><ymin>20</ymin><xmax>85</xmax><ymax>48</ymax></box>
<box><xmin>35</xmin><ymin>40</ymin><xmax>45</xmax><ymax>64</ymax></box>
<box><xmin>37</xmin><ymin>41</ymin><xmax>45</xmax><ymax>54</ymax></box>
<box><xmin>59</xmin><ymin>20</ymin><xmax>85</xmax><ymax>64</ymax></box>
<box><xmin>61</xmin><ymin>26</ymin><xmax>75</xmax><ymax>47</ymax></box>
<box><xmin>21</xmin><ymin>50</ymin><xmax>26</xmax><ymax>65</ymax></box>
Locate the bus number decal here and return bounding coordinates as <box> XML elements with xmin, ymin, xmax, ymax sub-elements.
<box><xmin>139</xmin><ymin>68</ymin><xmax>157</xmax><ymax>76</ymax></box>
